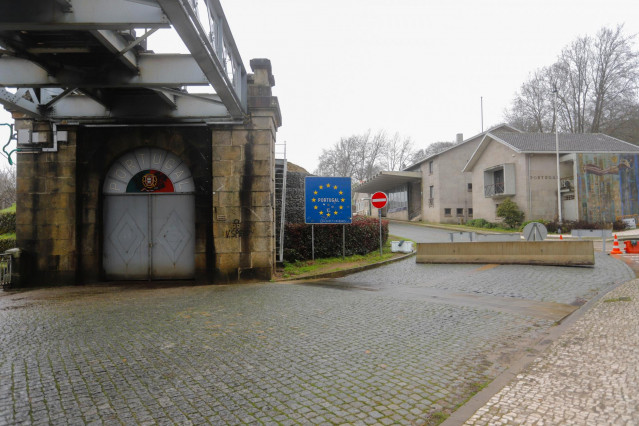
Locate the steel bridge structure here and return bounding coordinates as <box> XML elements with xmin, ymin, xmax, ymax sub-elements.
<box><xmin>0</xmin><ymin>0</ymin><xmax>247</xmax><ymax>123</ymax></box>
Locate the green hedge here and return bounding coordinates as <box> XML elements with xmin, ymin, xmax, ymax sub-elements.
<box><xmin>284</xmin><ymin>216</ymin><xmax>389</xmax><ymax>262</ymax></box>
<box><xmin>0</xmin><ymin>237</ymin><xmax>16</xmax><ymax>253</ymax></box>
<box><xmin>0</xmin><ymin>209</ymin><xmax>15</xmax><ymax>235</ymax></box>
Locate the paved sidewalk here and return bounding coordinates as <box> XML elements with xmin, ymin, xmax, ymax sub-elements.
<box><xmin>460</xmin><ymin>277</ymin><xmax>639</xmax><ymax>425</ymax></box>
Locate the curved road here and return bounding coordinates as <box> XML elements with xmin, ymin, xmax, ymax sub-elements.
<box><xmin>390</xmin><ymin>220</ymin><xmax>463</xmax><ymax>242</ymax></box>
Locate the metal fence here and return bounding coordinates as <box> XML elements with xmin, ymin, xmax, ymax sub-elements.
<box><xmin>0</xmin><ymin>253</ymin><xmax>11</xmax><ymax>289</ymax></box>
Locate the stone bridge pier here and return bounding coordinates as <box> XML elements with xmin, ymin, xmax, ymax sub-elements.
<box><xmin>13</xmin><ymin>59</ymin><xmax>281</xmax><ymax>286</ymax></box>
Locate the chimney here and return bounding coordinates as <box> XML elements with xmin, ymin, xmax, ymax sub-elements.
<box><xmin>456</xmin><ymin>133</ymin><xmax>463</xmax><ymax>143</ymax></box>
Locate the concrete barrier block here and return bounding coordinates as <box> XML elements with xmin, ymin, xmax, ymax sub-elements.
<box><xmin>416</xmin><ymin>241</ymin><xmax>594</xmax><ymax>266</ymax></box>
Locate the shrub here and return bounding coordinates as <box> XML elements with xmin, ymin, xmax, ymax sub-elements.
<box><xmin>284</xmin><ymin>216</ymin><xmax>388</xmax><ymax>261</ymax></box>
<box><xmin>0</xmin><ymin>236</ymin><xmax>16</xmax><ymax>253</ymax></box>
<box><xmin>496</xmin><ymin>198</ymin><xmax>524</xmax><ymax>229</ymax></box>
<box><xmin>466</xmin><ymin>218</ymin><xmax>499</xmax><ymax>229</ymax></box>
<box><xmin>0</xmin><ymin>209</ymin><xmax>15</xmax><ymax>235</ymax></box>
<box><xmin>523</xmin><ymin>220</ymin><xmax>626</xmax><ymax>234</ymax></box>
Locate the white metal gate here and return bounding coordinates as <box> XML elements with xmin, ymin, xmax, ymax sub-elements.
<box><xmin>103</xmin><ymin>148</ymin><xmax>196</xmax><ymax>280</ymax></box>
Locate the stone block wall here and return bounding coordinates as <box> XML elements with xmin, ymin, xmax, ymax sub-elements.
<box><xmin>212</xmin><ymin>58</ymin><xmax>281</xmax><ymax>282</ymax></box>
<box><xmin>284</xmin><ymin>170</ymin><xmax>311</xmax><ymax>224</ymax></box>
<box><xmin>15</xmin><ymin>120</ymin><xmax>77</xmax><ymax>285</ymax></box>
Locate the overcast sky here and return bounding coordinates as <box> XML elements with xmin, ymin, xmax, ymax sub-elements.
<box><xmin>2</xmin><ymin>0</ymin><xmax>639</xmax><ymax>173</ymax></box>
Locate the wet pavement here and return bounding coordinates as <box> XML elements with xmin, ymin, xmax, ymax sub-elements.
<box><xmin>0</xmin><ymin>250</ymin><xmax>632</xmax><ymax>425</ymax></box>
<box><xmin>461</xmin><ymin>276</ymin><xmax>639</xmax><ymax>425</ymax></box>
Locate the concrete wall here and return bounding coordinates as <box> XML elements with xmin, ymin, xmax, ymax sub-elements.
<box><xmin>526</xmin><ymin>154</ymin><xmax>562</xmax><ymax>221</ymax></box>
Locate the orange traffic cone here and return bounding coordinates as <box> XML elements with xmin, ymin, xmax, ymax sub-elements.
<box><xmin>610</xmin><ymin>234</ymin><xmax>624</xmax><ymax>255</ymax></box>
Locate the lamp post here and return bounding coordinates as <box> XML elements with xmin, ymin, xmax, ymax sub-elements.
<box><xmin>553</xmin><ymin>85</ymin><xmax>563</xmax><ymax>231</ymax></box>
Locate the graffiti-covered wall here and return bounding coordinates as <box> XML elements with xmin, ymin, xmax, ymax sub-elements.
<box><xmin>577</xmin><ymin>154</ymin><xmax>639</xmax><ymax>222</ymax></box>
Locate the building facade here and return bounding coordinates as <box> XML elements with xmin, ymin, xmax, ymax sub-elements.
<box><xmin>463</xmin><ymin>133</ymin><xmax>639</xmax><ymax>223</ymax></box>
<box><xmin>354</xmin><ymin>124</ymin><xmax>519</xmax><ymax>223</ymax></box>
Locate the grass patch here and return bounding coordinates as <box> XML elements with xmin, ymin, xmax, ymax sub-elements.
<box><xmin>603</xmin><ymin>296</ymin><xmax>632</xmax><ymax>303</ymax></box>
<box><xmin>0</xmin><ymin>233</ymin><xmax>15</xmax><ymax>240</ymax></box>
<box><xmin>280</xmin><ymin>235</ymin><xmax>412</xmax><ymax>278</ymax></box>
<box><xmin>0</xmin><ymin>204</ymin><xmax>15</xmax><ymax>214</ymax></box>
<box><xmin>418</xmin><ymin>221</ymin><xmax>517</xmax><ymax>234</ymax></box>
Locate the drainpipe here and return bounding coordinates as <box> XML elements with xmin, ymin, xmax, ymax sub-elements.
<box><xmin>527</xmin><ymin>154</ymin><xmax>532</xmax><ymax>219</ymax></box>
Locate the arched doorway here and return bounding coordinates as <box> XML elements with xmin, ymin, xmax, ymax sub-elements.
<box><xmin>102</xmin><ymin>148</ymin><xmax>195</xmax><ymax>280</ymax></box>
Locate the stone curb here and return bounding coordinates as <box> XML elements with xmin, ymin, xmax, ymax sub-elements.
<box><xmin>273</xmin><ymin>251</ymin><xmax>416</xmax><ymax>282</ymax></box>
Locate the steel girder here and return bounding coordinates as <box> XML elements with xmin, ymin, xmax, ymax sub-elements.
<box><xmin>0</xmin><ymin>0</ymin><xmax>170</xmax><ymax>30</ymax></box>
<box><xmin>0</xmin><ymin>87</ymin><xmax>230</xmax><ymax>120</ymax></box>
<box><xmin>0</xmin><ymin>55</ymin><xmax>210</xmax><ymax>87</ymax></box>
<box><xmin>0</xmin><ymin>0</ymin><xmax>248</xmax><ymax>122</ymax></box>
<box><xmin>155</xmin><ymin>0</ymin><xmax>247</xmax><ymax>119</ymax></box>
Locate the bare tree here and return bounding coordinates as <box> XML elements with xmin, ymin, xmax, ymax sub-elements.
<box><xmin>505</xmin><ymin>68</ymin><xmax>554</xmax><ymax>132</ymax></box>
<box><xmin>412</xmin><ymin>141</ymin><xmax>456</xmax><ymax>164</ymax></box>
<box><xmin>383</xmin><ymin>132</ymin><xmax>415</xmax><ymax>171</ymax></box>
<box><xmin>0</xmin><ymin>167</ymin><xmax>16</xmax><ymax>209</ymax></box>
<box><xmin>314</xmin><ymin>130</ymin><xmax>417</xmax><ymax>180</ymax></box>
<box><xmin>505</xmin><ymin>25</ymin><xmax>639</xmax><ymax>140</ymax></box>
<box><xmin>590</xmin><ymin>25</ymin><xmax>639</xmax><ymax>132</ymax></box>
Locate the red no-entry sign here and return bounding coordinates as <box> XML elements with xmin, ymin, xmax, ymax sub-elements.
<box><xmin>371</xmin><ymin>191</ymin><xmax>388</xmax><ymax>209</ymax></box>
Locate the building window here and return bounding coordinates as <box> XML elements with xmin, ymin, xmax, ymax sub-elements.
<box><xmin>456</xmin><ymin>208</ymin><xmax>464</xmax><ymax>217</ymax></box>
<box><xmin>444</xmin><ymin>208</ymin><xmax>452</xmax><ymax>217</ymax></box>
<box><xmin>467</xmin><ymin>183</ymin><xmax>472</xmax><ymax>192</ymax></box>
<box><xmin>387</xmin><ymin>185</ymin><xmax>408</xmax><ymax>213</ymax></box>
<box><xmin>468</xmin><ymin>208</ymin><xmax>473</xmax><ymax>217</ymax></box>
<box><xmin>484</xmin><ymin>164</ymin><xmax>515</xmax><ymax>197</ymax></box>
<box><xmin>429</xmin><ymin>161</ymin><xmax>433</xmax><ymax>175</ymax></box>
<box><xmin>428</xmin><ymin>185</ymin><xmax>434</xmax><ymax>207</ymax></box>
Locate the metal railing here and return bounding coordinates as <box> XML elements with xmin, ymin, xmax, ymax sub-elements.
<box><xmin>0</xmin><ymin>253</ymin><xmax>11</xmax><ymax>289</ymax></box>
<box><xmin>484</xmin><ymin>182</ymin><xmax>504</xmax><ymax>197</ymax></box>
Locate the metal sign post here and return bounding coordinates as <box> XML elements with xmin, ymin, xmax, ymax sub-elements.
<box><xmin>371</xmin><ymin>192</ymin><xmax>388</xmax><ymax>257</ymax></box>
<box><xmin>343</xmin><ymin>225</ymin><xmax>346</xmax><ymax>259</ymax></box>
<box><xmin>379</xmin><ymin>209</ymin><xmax>383</xmax><ymax>256</ymax></box>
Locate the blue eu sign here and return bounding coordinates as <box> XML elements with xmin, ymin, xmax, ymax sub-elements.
<box><xmin>305</xmin><ymin>177</ymin><xmax>352</xmax><ymax>224</ymax></box>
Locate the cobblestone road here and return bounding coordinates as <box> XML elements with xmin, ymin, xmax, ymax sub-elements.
<box><xmin>0</xmin><ymin>252</ymin><xmax>633</xmax><ymax>425</ymax></box>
